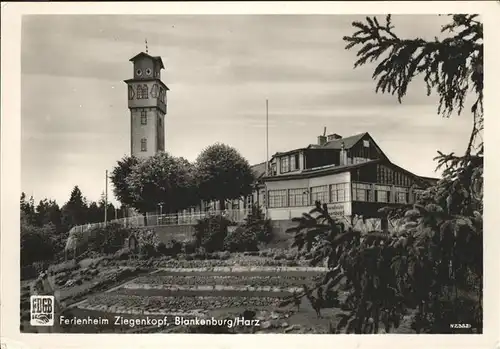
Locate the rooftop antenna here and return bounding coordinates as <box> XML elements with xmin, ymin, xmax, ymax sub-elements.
<box><xmin>145</xmin><ymin>38</ymin><xmax>149</xmax><ymax>54</ymax></box>
<box><xmin>323</xmin><ymin>126</ymin><xmax>327</xmax><ymax>137</ymax></box>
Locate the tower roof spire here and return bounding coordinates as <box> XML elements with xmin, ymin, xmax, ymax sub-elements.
<box><xmin>145</xmin><ymin>38</ymin><xmax>148</xmax><ymax>54</ymax></box>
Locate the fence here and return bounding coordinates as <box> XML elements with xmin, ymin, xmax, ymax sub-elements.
<box><xmin>67</xmin><ymin>209</ymin><xmax>252</xmax><ymax>235</ymax></box>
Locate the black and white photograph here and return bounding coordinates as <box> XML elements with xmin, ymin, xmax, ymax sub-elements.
<box><xmin>1</xmin><ymin>2</ymin><xmax>498</xmax><ymax>348</ymax></box>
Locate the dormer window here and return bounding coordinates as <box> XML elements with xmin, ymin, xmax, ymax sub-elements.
<box><xmin>281</xmin><ymin>157</ymin><xmax>290</xmax><ymax>173</ymax></box>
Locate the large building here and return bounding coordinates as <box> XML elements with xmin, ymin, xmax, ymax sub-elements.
<box><xmin>124</xmin><ymin>52</ymin><xmax>168</xmax><ymax>158</ymax></box>
<box><xmin>247</xmin><ymin>131</ymin><xmax>438</xmax><ymax>221</ymax></box>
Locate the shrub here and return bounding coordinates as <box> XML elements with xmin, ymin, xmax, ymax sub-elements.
<box><xmin>193</xmin><ymin>215</ymin><xmax>233</xmax><ymax>252</ymax></box>
<box><xmin>242</xmin><ymin>204</ymin><xmax>273</xmax><ymax>244</ymax></box>
<box><xmin>182</xmin><ymin>240</ymin><xmax>197</xmax><ymax>254</ymax></box>
<box><xmin>223</xmin><ymin>226</ymin><xmax>259</xmax><ymax>252</ymax></box>
<box><xmin>87</xmin><ymin>223</ymin><xmax>131</xmax><ymax>255</ymax></box>
<box><xmin>21</xmin><ymin>222</ymin><xmax>56</xmax><ymax>266</ymax></box>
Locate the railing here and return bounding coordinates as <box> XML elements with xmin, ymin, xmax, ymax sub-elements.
<box><xmin>67</xmin><ymin>209</ymin><xmax>251</xmax><ymax>235</ymax></box>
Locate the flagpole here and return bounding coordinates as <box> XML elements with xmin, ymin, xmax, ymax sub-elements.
<box><xmin>265</xmin><ymin>99</ymin><xmax>269</xmax><ymax>219</ymax></box>
<box><xmin>266</xmin><ymin>99</ymin><xmax>269</xmax><ymax>176</ymax></box>
<box><xmin>104</xmin><ymin>170</ymin><xmax>108</xmax><ymax>226</ymax></box>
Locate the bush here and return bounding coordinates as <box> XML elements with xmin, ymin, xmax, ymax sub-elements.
<box><xmin>223</xmin><ymin>226</ymin><xmax>259</xmax><ymax>252</ymax></box>
<box><xmin>242</xmin><ymin>205</ymin><xmax>273</xmax><ymax>244</ymax></box>
<box><xmin>182</xmin><ymin>240</ymin><xmax>198</xmax><ymax>254</ymax></box>
<box><xmin>21</xmin><ymin>222</ymin><xmax>56</xmax><ymax>266</ymax></box>
<box><xmin>193</xmin><ymin>215</ymin><xmax>233</xmax><ymax>252</ymax></box>
<box><xmin>87</xmin><ymin>223</ymin><xmax>131</xmax><ymax>254</ymax></box>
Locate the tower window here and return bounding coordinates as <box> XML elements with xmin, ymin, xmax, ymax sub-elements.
<box><xmin>145</xmin><ymin>68</ymin><xmax>152</xmax><ymax>76</ymax></box>
<box><xmin>137</xmin><ymin>84</ymin><xmax>149</xmax><ymax>99</ymax></box>
<box><xmin>141</xmin><ymin>110</ymin><xmax>147</xmax><ymax>125</ymax></box>
<box><xmin>140</xmin><ymin>138</ymin><xmax>147</xmax><ymax>152</ymax></box>
<box><xmin>158</xmin><ymin>116</ymin><xmax>162</xmax><ymax>127</ymax></box>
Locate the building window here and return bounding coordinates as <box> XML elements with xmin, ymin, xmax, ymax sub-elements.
<box><xmin>330</xmin><ymin>183</ymin><xmax>350</xmax><ymax>202</ymax></box>
<box><xmin>290</xmin><ymin>155</ymin><xmax>296</xmax><ymax>172</ymax></box>
<box><xmin>141</xmin><ymin>110</ymin><xmax>147</xmax><ymax>125</ymax></box>
<box><xmin>281</xmin><ymin>157</ymin><xmax>290</xmax><ymax>173</ymax></box>
<box><xmin>140</xmin><ymin>138</ymin><xmax>147</xmax><ymax>152</ymax></box>
<box><xmin>289</xmin><ymin>154</ymin><xmax>300</xmax><ymax>171</ymax></box>
<box><xmin>363</xmin><ymin>140</ymin><xmax>370</xmax><ymax>147</ymax></box>
<box><xmin>394</xmin><ymin>187</ymin><xmax>409</xmax><ymax>204</ymax></box>
<box><xmin>311</xmin><ymin>185</ymin><xmax>328</xmax><ymax>204</ymax></box>
<box><xmin>137</xmin><ymin>84</ymin><xmax>149</xmax><ymax>99</ymax></box>
<box><xmin>375</xmin><ymin>185</ymin><xmax>391</xmax><ymax>203</ymax></box>
<box><xmin>288</xmin><ymin>188</ymin><xmax>309</xmax><ymax>207</ymax></box>
<box><xmin>268</xmin><ymin>190</ymin><xmax>287</xmax><ymax>208</ymax></box>
<box><xmin>245</xmin><ymin>195</ymin><xmax>253</xmax><ymax>209</ymax></box>
<box><xmin>158</xmin><ymin>116</ymin><xmax>162</xmax><ymax>127</ymax></box>
<box><xmin>271</xmin><ymin>163</ymin><xmax>277</xmax><ymax>176</ymax></box>
<box><xmin>352</xmin><ymin>183</ymin><xmax>372</xmax><ymax>202</ymax></box>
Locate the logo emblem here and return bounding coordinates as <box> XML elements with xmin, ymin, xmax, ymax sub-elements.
<box><xmin>30</xmin><ymin>296</ymin><xmax>54</xmax><ymax>326</ymax></box>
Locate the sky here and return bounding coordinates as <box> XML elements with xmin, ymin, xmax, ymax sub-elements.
<box><xmin>21</xmin><ymin>14</ymin><xmax>474</xmax><ymax>207</ymax></box>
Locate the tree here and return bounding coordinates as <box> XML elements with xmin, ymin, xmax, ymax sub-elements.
<box><xmin>20</xmin><ymin>192</ymin><xmax>37</xmax><ymax>226</ymax></box>
<box><xmin>126</xmin><ymin>152</ymin><xmax>197</xmax><ymax>214</ymax></box>
<box><xmin>61</xmin><ymin>186</ymin><xmax>88</xmax><ymax>229</ymax></box>
<box><xmin>343</xmin><ymin>14</ymin><xmax>483</xmax><ymax>156</ymax></box>
<box><xmin>35</xmin><ymin>199</ymin><xmax>62</xmax><ymax>228</ymax></box>
<box><xmin>195</xmin><ymin>143</ymin><xmax>255</xmax><ymax>210</ymax></box>
<box><xmin>86</xmin><ymin>201</ymin><xmax>101</xmax><ymax>224</ymax></box>
<box><xmin>109</xmin><ymin>155</ymin><xmax>140</xmax><ymax>208</ymax></box>
<box><xmin>276</xmin><ymin>15</ymin><xmax>485</xmax><ymax>334</ymax></box>
<box><xmin>343</xmin><ymin>15</ymin><xmax>483</xmax><ymax>212</ymax></box>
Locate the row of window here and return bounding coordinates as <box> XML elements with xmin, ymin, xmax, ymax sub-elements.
<box><xmin>268</xmin><ymin>183</ymin><xmax>351</xmax><ymax>208</ymax></box>
<box><xmin>268</xmin><ymin>182</ymin><xmax>423</xmax><ymax>208</ymax></box>
<box><xmin>377</xmin><ymin>164</ymin><xmax>412</xmax><ymax>187</ymax></box>
<box><xmin>129</xmin><ymin>84</ymin><xmax>167</xmax><ymax>103</ymax></box>
<box><xmin>280</xmin><ymin>153</ymin><xmax>300</xmax><ymax>173</ymax></box>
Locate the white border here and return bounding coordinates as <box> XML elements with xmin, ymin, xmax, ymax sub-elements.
<box><xmin>1</xmin><ymin>2</ymin><xmax>499</xmax><ymax>349</ymax></box>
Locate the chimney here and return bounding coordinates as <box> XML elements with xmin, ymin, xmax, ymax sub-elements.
<box><xmin>339</xmin><ymin>141</ymin><xmax>348</xmax><ymax>165</ymax></box>
<box><xmin>327</xmin><ymin>133</ymin><xmax>342</xmax><ymax>142</ymax></box>
<box><xmin>317</xmin><ymin>135</ymin><xmax>327</xmax><ymax>146</ymax></box>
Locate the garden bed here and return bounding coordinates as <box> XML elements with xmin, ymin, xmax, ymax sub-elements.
<box><xmin>129</xmin><ymin>274</ymin><xmax>317</xmax><ymax>287</ymax></box>
<box><xmin>79</xmin><ymin>294</ymin><xmax>282</xmax><ymax>313</ymax></box>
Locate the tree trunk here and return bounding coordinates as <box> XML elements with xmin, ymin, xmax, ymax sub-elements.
<box><xmin>219</xmin><ymin>198</ymin><xmax>225</xmax><ymax>211</ymax></box>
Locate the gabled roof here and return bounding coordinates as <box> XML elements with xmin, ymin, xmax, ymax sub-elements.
<box><xmin>129</xmin><ymin>52</ymin><xmax>165</xmax><ymax>69</ymax></box>
<box><xmin>311</xmin><ymin>132</ymin><xmax>368</xmax><ymax>150</ymax></box>
<box><xmin>251</xmin><ymin>162</ymin><xmax>267</xmax><ymax>179</ymax></box>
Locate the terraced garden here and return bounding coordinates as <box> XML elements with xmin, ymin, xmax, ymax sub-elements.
<box><xmin>22</xmin><ymin>252</ymin><xmax>416</xmax><ymax>334</ymax></box>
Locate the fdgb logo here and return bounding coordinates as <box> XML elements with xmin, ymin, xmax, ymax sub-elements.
<box><xmin>30</xmin><ymin>296</ymin><xmax>54</xmax><ymax>326</ymax></box>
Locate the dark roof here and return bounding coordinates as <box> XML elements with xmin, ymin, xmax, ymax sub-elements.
<box><xmin>251</xmin><ymin>162</ymin><xmax>267</xmax><ymax>179</ymax></box>
<box><xmin>129</xmin><ymin>52</ymin><xmax>165</xmax><ymax>69</ymax></box>
<box><xmin>264</xmin><ymin>159</ymin><xmax>381</xmax><ymax>181</ymax></box>
<box><xmin>316</xmin><ymin>132</ymin><xmax>368</xmax><ymax>150</ymax></box>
